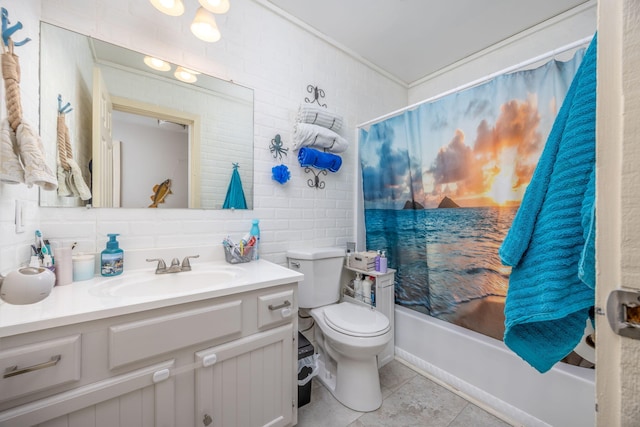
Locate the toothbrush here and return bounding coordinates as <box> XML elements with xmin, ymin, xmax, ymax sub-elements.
<box><xmin>35</xmin><ymin>230</ymin><xmax>48</xmax><ymax>256</ymax></box>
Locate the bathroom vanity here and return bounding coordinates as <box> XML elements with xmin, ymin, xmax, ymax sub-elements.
<box><xmin>0</xmin><ymin>254</ymin><xmax>302</xmax><ymax>427</ymax></box>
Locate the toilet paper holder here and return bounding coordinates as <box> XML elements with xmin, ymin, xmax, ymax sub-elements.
<box><xmin>606</xmin><ymin>288</ymin><xmax>640</xmax><ymax>339</ymax></box>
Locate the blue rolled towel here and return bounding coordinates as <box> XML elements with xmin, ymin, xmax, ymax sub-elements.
<box><xmin>298</xmin><ymin>147</ymin><xmax>342</xmax><ymax>172</ymax></box>
<box><xmin>499</xmin><ymin>34</ymin><xmax>596</xmax><ymax>373</ymax></box>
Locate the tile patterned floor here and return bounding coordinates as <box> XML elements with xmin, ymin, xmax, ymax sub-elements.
<box><xmin>297</xmin><ymin>359</ymin><xmax>513</xmax><ymax>427</ymax></box>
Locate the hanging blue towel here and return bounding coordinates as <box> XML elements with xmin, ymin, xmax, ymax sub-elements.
<box><xmin>298</xmin><ymin>147</ymin><xmax>342</xmax><ymax>172</ymax></box>
<box><xmin>222</xmin><ymin>163</ymin><xmax>247</xmax><ymax>209</ymax></box>
<box><xmin>498</xmin><ymin>34</ymin><xmax>597</xmax><ymax>373</ymax></box>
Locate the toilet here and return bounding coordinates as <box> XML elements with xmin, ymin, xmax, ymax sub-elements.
<box><xmin>287</xmin><ymin>247</ymin><xmax>392</xmax><ymax>412</ymax></box>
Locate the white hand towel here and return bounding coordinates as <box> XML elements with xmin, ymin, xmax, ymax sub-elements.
<box><xmin>57</xmin><ymin>165</ymin><xmax>72</xmax><ymax>197</ymax></box>
<box><xmin>66</xmin><ymin>157</ymin><xmax>92</xmax><ymax>201</ymax></box>
<box><xmin>16</xmin><ymin>122</ymin><xmax>57</xmax><ymax>191</ymax></box>
<box><xmin>0</xmin><ymin>118</ymin><xmax>24</xmax><ymax>184</ymax></box>
<box><xmin>297</xmin><ymin>104</ymin><xmax>343</xmax><ymax>132</ymax></box>
<box><xmin>293</xmin><ymin>122</ymin><xmax>348</xmax><ymax>153</ymax></box>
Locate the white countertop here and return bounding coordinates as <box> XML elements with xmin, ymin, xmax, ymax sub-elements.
<box><xmin>0</xmin><ymin>259</ymin><xmax>303</xmax><ymax>338</ymax></box>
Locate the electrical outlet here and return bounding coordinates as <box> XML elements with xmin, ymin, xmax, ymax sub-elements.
<box><xmin>15</xmin><ymin>200</ymin><xmax>25</xmax><ymax>233</ymax></box>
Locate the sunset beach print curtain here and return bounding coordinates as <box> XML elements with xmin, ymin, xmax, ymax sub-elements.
<box><xmin>359</xmin><ymin>48</ymin><xmax>586</xmax><ymax>344</ymax></box>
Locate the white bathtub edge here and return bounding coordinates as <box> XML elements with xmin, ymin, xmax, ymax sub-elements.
<box><xmin>394</xmin><ymin>305</ymin><xmax>595</xmax><ymax>427</ymax></box>
<box><xmin>395</xmin><ymin>348</ymin><xmax>547</xmax><ymax>427</ymax></box>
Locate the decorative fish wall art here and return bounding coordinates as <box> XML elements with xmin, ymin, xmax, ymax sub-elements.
<box><xmin>149</xmin><ymin>178</ymin><xmax>172</xmax><ymax>208</ymax></box>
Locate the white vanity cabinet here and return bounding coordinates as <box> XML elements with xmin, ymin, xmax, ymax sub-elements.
<box><xmin>0</xmin><ymin>283</ymin><xmax>299</xmax><ymax>427</ymax></box>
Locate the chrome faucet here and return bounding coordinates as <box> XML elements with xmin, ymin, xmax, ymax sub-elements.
<box><xmin>146</xmin><ymin>255</ymin><xmax>200</xmax><ymax>274</ymax></box>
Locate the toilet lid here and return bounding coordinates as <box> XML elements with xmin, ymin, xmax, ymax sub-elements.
<box><xmin>323</xmin><ymin>302</ymin><xmax>390</xmax><ymax>337</ymax></box>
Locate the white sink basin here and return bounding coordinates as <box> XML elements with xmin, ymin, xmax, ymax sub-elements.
<box><xmin>89</xmin><ymin>266</ymin><xmax>244</xmax><ymax>298</ymax></box>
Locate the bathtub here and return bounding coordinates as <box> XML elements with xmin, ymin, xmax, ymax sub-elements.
<box><xmin>394</xmin><ymin>305</ymin><xmax>595</xmax><ymax>427</ymax></box>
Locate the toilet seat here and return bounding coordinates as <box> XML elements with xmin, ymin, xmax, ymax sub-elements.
<box><xmin>323</xmin><ymin>302</ymin><xmax>390</xmax><ymax>337</ymax></box>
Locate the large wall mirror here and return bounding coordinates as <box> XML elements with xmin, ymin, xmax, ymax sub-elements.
<box><xmin>39</xmin><ymin>22</ymin><xmax>254</xmax><ymax>209</ymax></box>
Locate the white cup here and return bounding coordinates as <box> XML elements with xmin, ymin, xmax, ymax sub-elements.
<box><xmin>72</xmin><ymin>253</ymin><xmax>96</xmax><ymax>282</ymax></box>
<box><xmin>54</xmin><ymin>247</ymin><xmax>73</xmax><ymax>286</ymax></box>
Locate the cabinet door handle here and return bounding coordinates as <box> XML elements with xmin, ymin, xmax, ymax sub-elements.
<box><xmin>202</xmin><ymin>353</ymin><xmax>218</xmax><ymax>367</ymax></box>
<box><xmin>203</xmin><ymin>414</ymin><xmax>213</xmax><ymax>426</ymax></box>
<box><xmin>3</xmin><ymin>355</ymin><xmax>62</xmax><ymax>378</ymax></box>
<box><xmin>268</xmin><ymin>300</ymin><xmax>291</xmax><ymax>311</ymax></box>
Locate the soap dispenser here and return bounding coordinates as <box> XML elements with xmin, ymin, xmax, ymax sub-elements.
<box><xmin>250</xmin><ymin>219</ymin><xmax>260</xmax><ymax>260</ymax></box>
<box><xmin>101</xmin><ymin>234</ymin><xmax>124</xmax><ymax>276</ymax></box>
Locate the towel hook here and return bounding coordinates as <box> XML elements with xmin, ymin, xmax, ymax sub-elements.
<box><xmin>305</xmin><ymin>84</ymin><xmax>327</xmax><ymax>108</ymax></box>
<box><xmin>305</xmin><ymin>167</ymin><xmax>327</xmax><ymax>189</ymax></box>
<box><xmin>1</xmin><ymin>8</ymin><xmax>31</xmax><ymax>48</ymax></box>
<box><xmin>57</xmin><ymin>94</ymin><xmax>73</xmax><ymax>114</ymax></box>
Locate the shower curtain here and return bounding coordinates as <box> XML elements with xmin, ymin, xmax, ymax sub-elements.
<box><xmin>359</xmin><ymin>48</ymin><xmax>586</xmax><ymax>342</ymax></box>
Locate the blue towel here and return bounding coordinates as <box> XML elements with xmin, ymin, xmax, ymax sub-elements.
<box><xmin>298</xmin><ymin>147</ymin><xmax>343</xmax><ymax>172</ymax></box>
<box><xmin>498</xmin><ymin>34</ymin><xmax>596</xmax><ymax>373</ymax></box>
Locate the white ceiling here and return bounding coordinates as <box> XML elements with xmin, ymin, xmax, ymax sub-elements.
<box><xmin>265</xmin><ymin>0</ymin><xmax>590</xmax><ymax>86</ymax></box>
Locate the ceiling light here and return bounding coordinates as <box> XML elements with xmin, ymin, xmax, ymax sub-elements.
<box><xmin>174</xmin><ymin>66</ymin><xmax>198</xmax><ymax>83</ymax></box>
<box><xmin>149</xmin><ymin>0</ymin><xmax>185</xmax><ymax>16</ymax></box>
<box><xmin>198</xmin><ymin>0</ymin><xmax>230</xmax><ymax>14</ymax></box>
<box><xmin>190</xmin><ymin>7</ymin><xmax>221</xmax><ymax>43</ymax></box>
<box><xmin>143</xmin><ymin>56</ymin><xmax>171</xmax><ymax>71</ymax></box>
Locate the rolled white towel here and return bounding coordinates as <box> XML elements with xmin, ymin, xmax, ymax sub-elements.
<box><xmin>293</xmin><ymin>122</ymin><xmax>348</xmax><ymax>153</ymax></box>
<box><xmin>16</xmin><ymin>122</ymin><xmax>58</xmax><ymax>191</ymax></box>
<box><xmin>297</xmin><ymin>104</ymin><xmax>343</xmax><ymax>132</ymax></box>
<box><xmin>0</xmin><ymin>118</ymin><xmax>24</xmax><ymax>184</ymax></box>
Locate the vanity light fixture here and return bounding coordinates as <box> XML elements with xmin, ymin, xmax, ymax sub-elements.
<box><xmin>149</xmin><ymin>0</ymin><xmax>229</xmax><ymax>42</ymax></box>
<box><xmin>149</xmin><ymin>0</ymin><xmax>185</xmax><ymax>16</ymax></box>
<box><xmin>198</xmin><ymin>0</ymin><xmax>230</xmax><ymax>14</ymax></box>
<box><xmin>143</xmin><ymin>56</ymin><xmax>172</xmax><ymax>72</ymax></box>
<box><xmin>174</xmin><ymin>66</ymin><xmax>198</xmax><ymax>83</ymax></box>
<box><xmin>190</xmin><ymin>7</ymin><xmax>221</xmax><ymax>42</ymax></box>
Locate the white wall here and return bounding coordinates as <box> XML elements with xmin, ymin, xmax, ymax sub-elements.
<box><xmin>112</xmin><ymin>113</ymin><xmax>189</xmax><ymax>209</ymax></box>
<box><xmin>408</xmin><ymin>1</ymin><xmax>597</xmax><ymax>104</ymax></box>
<box><xmin>0</xmin><ymin>0</ymin><xmax>407</xmax><ymax>268</ymax></box>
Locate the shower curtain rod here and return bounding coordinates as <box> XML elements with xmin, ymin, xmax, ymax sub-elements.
<box><xmin>357</xmin><ymin>35</ymin><xmax>594</xmax><ymax>129</ymax></box>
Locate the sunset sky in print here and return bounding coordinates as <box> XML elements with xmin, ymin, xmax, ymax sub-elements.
<box><xmin>360</xmin><ymin>51</ymin><xmax>585</xmax><ymax>209</ymax></box>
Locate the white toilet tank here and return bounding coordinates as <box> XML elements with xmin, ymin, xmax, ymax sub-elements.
<box><xmin>287</xmin><ymin>247</ymin><xmax>345</xmax><ymax>308</ymax></box>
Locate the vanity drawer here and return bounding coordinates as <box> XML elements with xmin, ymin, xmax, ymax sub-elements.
<box><xmin>0</xmin><ymin>334</ymin><xmax>82</xmax><ymax>403</ymax></box>
<box><xmin>257</xmin><ymin>289</ymin><xmax>295</xmax><ymax>329</ymax></box>
<box><xmin>109</xmin><ymin>300</ymin><xmax>243</xmax><ymax>369</ymax></box>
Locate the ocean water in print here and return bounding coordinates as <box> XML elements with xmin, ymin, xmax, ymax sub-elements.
<box><xmin>365</xmin><ymin>206</ymin><xmax>516</xmax><ymax>318</ymax></box>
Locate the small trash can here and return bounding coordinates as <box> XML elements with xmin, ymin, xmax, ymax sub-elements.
<box><xmin>297</xmin><ymin>332</ymin><xmax>315</xmax><ymax>407</ymax></box>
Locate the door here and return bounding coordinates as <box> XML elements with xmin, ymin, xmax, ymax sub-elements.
<box><xmin>92</xmin><ymin>67</ymin><xmax>116</xmax><ymax>207</ymax></box>
<box><xmin>195</xmin><ymin>325</ymin><xmax>294</xmax><ymax>427</ymax></box>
